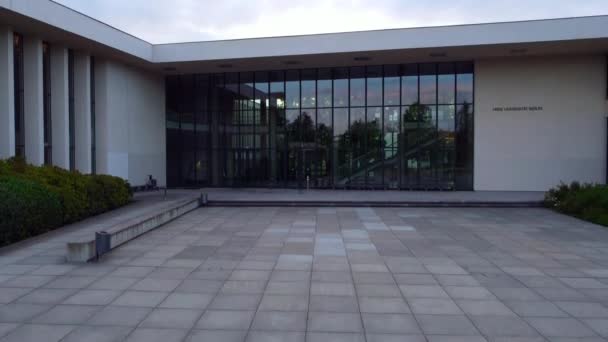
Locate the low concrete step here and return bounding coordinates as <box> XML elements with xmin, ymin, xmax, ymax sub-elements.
<box><xmin>67</xmin><ymin>196</ymin><xmax>203</xmax><ymax>262</ymax></box>
<box><xmin>207</xmin><ymin>200</ymin><xmax>543</xmax><ymax>208</ymax></box>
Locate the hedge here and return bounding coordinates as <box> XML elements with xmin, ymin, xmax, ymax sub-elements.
<box><xmin>0</xmin><ymin>157</ymin><xmax>132</xmax><ymax>247</ymax></box>
<box><xmin>544</xmin><ymin>182</ymin><xmax>608</xmax><ymax>227</ymax></box>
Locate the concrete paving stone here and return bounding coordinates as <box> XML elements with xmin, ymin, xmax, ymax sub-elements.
<box><xmin>471</xmin><ymin>316</ymin><xmax>540</xmax><ymax>337</ymax></box>
<box><xmin>87</xmin><ymin>305</ymin><xmax>152</xmax><ymax>326</ymax></box>
<box><xmin>0</xmin><ymin>323</ymin><xmax>18</xmax><ymax>339</ymax></box>
<box><xmin>87</xmin><ymin>276</ymin><xmax>139</xmax><ymax>290</ymax></box>
<box><xmin>111</xmin><ymin>291</ymin><xmax>169</xmax><ymax>307</ymax></box>
<box><xmin>270</xmin><ymin>271</ymin><xmax>310</xmax><ymax>282</ymax></box>
<box><xmin>535</xmin><ymin>287</ymin><xmax>589</xmax><ymax>301</ymax></box>
<box><xmin>31</xmin><ymin>304</ymin><xmax>101</xmax><ymax>324</ymax></box>
<box><xmin>400</xmin><ymin>285</ymin><xmax>450</xmax><ymax>298</ymax></box>
<box><xmin>125</xmin><ymin>328</ymin><xmax>188</xmax><ymax>342</ymax></box>
<box><xmin>505</xmin><ymin>300</ymin><xmax>569</xmax><ymax>317</ymax></box>
<box><xmin>209</xmin><ymin>294</ymin><xmax>261</xmax><ymax>310</ymax></box>
<box><xmin>0</xmin><ymin>287</ymin><xmax>33</xmax><ymax>303</ymax></box>
<box><xmin>187</xmin><ymin>330</ymin><xmax>247</xmax><ymax>342</ymax></box>
<box><xmin>141</xmin><ymin>308</ymin><xmax>203</xmax><ymax>329</ymax></box>
<box><xmin>259</xmin><ymin>295</ymin><xmax>308</xmax><ymax>311</ymax></box>
<box><xmin>311</xmin><ymin>282</ymin><xmax>356</xmax><ymax>296</ymax></box>
<box><xmin>30</xmin><ymin>264</ymin><xmax>76</xmax><ymax>276</ymax></box>
<box><xmin>43</xmin><ymin>275</ymin><xmax>99</xmax><ymax>289</ymax></box>
<box><xmin>0</xmin><ymin>324</ymin><xmax>75</xmax><ymax>342</ymax></box>
<box><xmin>365</xmin><ymin>334</ymin><xmax>427</xmax><ymax>342</ymax></box>
<box><xmin>312</xmin><ymin>271</ymin><xmax>352</xmax><ymax>282</ymax></box>
<box><xmin>162</xmin><ymin>258</ymin><xmax>204</xmax><ymax>269</ymax></box>
<box><xmin>489</xmin><ymin>287</ymin><xmax>543</xmax><ymax>301</ymax></box>
<box><xmin>160</xmin><ymin>292</ymin><xmax>214</xmax><ymax>309</ymax></box>
<box><xmin>351</xmin><ymin>263</ymin><xmax>390</xmax><ymax>273</ymax></box>
<box><xmin>356</xmin><ymin>283</ymin><xmax>402</xmax><ymax>297</ymax></box>
<box><xmin>361</xmin><ymin>313</ymin><xmax>421</xmax><ymax>334</ymax></box>
<box><xmin>308</xmin><ymin>312</ymin><xmax>364</xmax><ymax>333</ymax></box>
<box><xmin>444</xmin><ymin>286</ymin><xmax>496</xmax><ymax>300</ymax></box>
<box><xmin>0</xmin><ymin>265</ymin><xmax>40</xmax><ymax>276</ymax></box>
<box><xmin>197</xmin><ymin>310</ymin><xmax>255</xmax><ymax>330</ymax></box>
<box><xmin>559</xmin><ymin>278</ymin><xmax>608</xmax><ymax>289</ymax></box>
<box><xmin>416</xmin><ymin>314</ymin><xmax>480</xmax><ymax>335</ymax></box>
<box><xmin>435</xmin><ymin>275</ymin><xmax>481</xmax><ymax>286</ymax></box>
<box><xmin>1</xmin><ymin>275</ymin><xmax>55</xmax><ymax>288</ymax></box>
<box><xmin>188</xmin><ymin>270</ymin><xmax>232</xmax><ymax>280</ymax></box>
<box><xmin>457</xmin><ymin>299</ymin><xmax>517</xmax><ymax>316</ymax></box>
<box><xmin>246</xmin><ymin>331</ymin><xmax>306</xmax><ymax>342</ymax></box>
<box><xmin>61</xmin><ymin>325</ymin><xmax>132</xmax><ymax>342</ymax></box>
<box><xmin>555</xmin><ymin>301</ymin><xmax>608</xmax><ymax>318</ymax></box>
<box><xmin>230</xmin><ymin>270</ymin><xmax>272</xmax><ymax>281</ymax></box>
<box><xmin>582</xmin><ymin>318</ymin><xmax>608</xmax><ymax>337</ymax></box>
<box><xmin>408</xmin><ymin>298</ymin><xmax>463</xmax><ymax>315</ymax></box>
<box><xmin>425</xmin><ymin>264</ymin><xmax>469</xmax><ymax>275</ymax></box>
<box><xmin>526</xmin><ymin>317</ymin><xmax>598</xmax><ymax>338</ymax></box>
<box><xmin>307</xmin><ymin>332</ymin><xmax>366</xmax><ymax>342</ymax></box>
<box><xmin>352</xmin><ymin>272</ymin><xmax>395</xmax><ymax>284</ymax></box>
<box><xmin>426</xmin><ymin>336</ymin><xmax>488</xmax><ymax>342</ymax></box>
<box><xmin>394</xmin><ymin>274</ymin><xmax>438</xmax><ymax>285</ymax></box>
<box><xmin>251</xmin><ymin>310</ymin><xmax>308</xmax><ymax>331</ymax></box>
<box><xmin>107</xmin><ymin>266</ymin><xmax>155</xmax><ymax>278</ymax></box>
<box><xmin>221</xmin><ymin>280</ymin><xmax>267</xmax><ymax>294</ymax></box>
<box><xmin>266</xmin><ymin>281</ymin><xmax>310</xmax><ymax>295</ymax></box>
<box><xmin>130</xmin><ymin>278</ymin><xmax>182</xmax><ymax>292</ymax></box>
<box><xmin>358</xmin><ymin>296</ymin><xmax>410</xmax><ymax>313</ymax></box>
<box><xmin>176</xmin><ymin>279</ymin><xmax>224</xmax><ymax>293</ymax></box>
<box><xmin>0</xmin><ymin>303</ymin><xmax>52</xmax><ymax>322</ymax></box>
<box><xmin>310</xmin><ymin>295</ymin><xmax>359</xmax><ymax>313</ymax></box>
<box><xmin>147</xmin><ymin>267</ymin><xmax>194</xmax><ymax>279</ymax></box>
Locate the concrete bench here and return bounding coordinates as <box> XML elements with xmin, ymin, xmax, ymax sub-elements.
<box><xmin>67</xmin><ymin>195</ymin><xmax>205</xmax><ymax>262</ymax></box>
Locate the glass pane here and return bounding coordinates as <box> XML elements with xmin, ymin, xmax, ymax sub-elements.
<box><xmin>384</xmin><ymin>76</ymin><xmax>400</xmax><ymax>106</ymax></box>
<box><xmin>301</xmin><ymin>109</ymin><xmax>315</xmax><ymax>143</ymax></box>
<box><xmin>286</xmin><ymin>70</ymin><xmax>300</xmax><ymax>108</ymax></box>
<box><xmin>350</xmin><ymin>67</ymin><xmax>365</xmax><ymax>107</ymax></box>
<box><xmin>318</xmin><ymin>68</ymin><xmax>332</xmax><ymax>107</ymax></box>
<box><xmin>438</xmin><ymin>74</ymin><xmax>455</xmax><ymax>104</ymax></box>
<box><xmin>367</xmin><ymin>66</ymin><xmax>382</xmax><ymax>106</ymax></box>
<box><xmin>333</xmin><ymin>68</ymin><xmax>349</xmax><ymax>107</ymax></box>
<box><xmin>457</xmin><ymin>73</ymin><xmax>473</xmax><ymax>104</ymax></box>
<box><xmin>402</xmin><ymin>64</ymin><xmax>418</xmax><ymax>105</ymax></box>
<box><xmin>301</xmin><ymin>69</ymin><xmax>316</xmax><ymax>108</ymax></box>
<box><xmin>383</xmin><ymin>107</ymin><xmax>399</xmax><ymax>149</ymax></box>
<box><xmin>420</xmin><ymin>75</ymin><xmax>436</xmax><ymax>104</ymax></box>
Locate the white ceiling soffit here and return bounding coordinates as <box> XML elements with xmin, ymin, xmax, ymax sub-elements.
<box><xmin>2</xmin><ymin>0</ymin><xmax>608</xmax><ymax>64</ymax></box>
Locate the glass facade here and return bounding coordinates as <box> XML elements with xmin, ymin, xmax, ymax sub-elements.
<box><xmin>166</xmin><ymin>62</ymin><xmax>474</xmax><ymax>190</ymax></box>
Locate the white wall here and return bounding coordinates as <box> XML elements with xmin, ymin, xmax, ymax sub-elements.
<box><xmin>475</xmin><ymin>55</ymin><xmax>608</xmax><ymax>191</ymax></box>
<box><xmin>0</xmin><ymin>26</ymin><xmax>15</xmax><ymax>159</ymax></box>
<box><xmin>95</xmin><ymin>59</ymin><xmax>166</xmax><ymax>187</ymax></box>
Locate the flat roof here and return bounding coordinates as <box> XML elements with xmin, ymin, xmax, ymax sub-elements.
<box><xmin>1</xmin><ymin>0</ymin><xmax>608</xmax><ymax>72</ymax></box>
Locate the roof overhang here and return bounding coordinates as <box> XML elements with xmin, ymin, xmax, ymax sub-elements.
<box><xmin>1</xmin><ymin>0</ymin><xmax>608</xmax><ymax>73</ymax></box>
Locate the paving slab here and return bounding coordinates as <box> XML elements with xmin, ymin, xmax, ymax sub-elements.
<box><xmin>0</xmin><ymin>206</ymin><xmax>607</xmax><ymax>340</ymax></box>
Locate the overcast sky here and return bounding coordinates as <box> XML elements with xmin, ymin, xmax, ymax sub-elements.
<box><xmin>54</xmin><ymin>0</ymin><xmax>608</xmax><ymax>44</ymax></box>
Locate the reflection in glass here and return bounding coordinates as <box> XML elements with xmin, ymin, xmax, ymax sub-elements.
<box><xmin>166</xmin><ymin>61</ymin><xmax>474</xmax><ymax>190</ymax></box>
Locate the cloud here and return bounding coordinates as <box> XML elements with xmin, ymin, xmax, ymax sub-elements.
<box><xmin>54</xmin><ymin>0</ymin><xmax>608</xmax><ymax>43</ymax></box>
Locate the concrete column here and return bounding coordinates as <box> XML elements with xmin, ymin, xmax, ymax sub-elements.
<box><xmin>23</xmin><ymin>36</ymin><xmax>44</xmax><ymax>166</ymax></box>
<box><xmin>50</xmin><ymin>46</ymin><xmax>70</xmax><ymax>169</ymax></box>
<box><xmin>0</xmin><ymin>27</ymin><xmax>15</xmax><ymax>159</ymax></box>
<box><xmin>74</xmin><ymin>51</ymin><xmax>91</xmax><ymax>173</ymax></box>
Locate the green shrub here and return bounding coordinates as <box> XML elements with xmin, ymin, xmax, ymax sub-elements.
<box><xmin>0</xmin><ymin>158</ymin><xmax>133</xmax><ymax>247</ymax></box>
<box><xmin>545</xmin><ymin>182</ymin><xmax>608</xmax><ymax>227</ymax></box>
<box><xmin>0</xmin><ymin>176</ymin><xmax>63</xmax><ymax>247</ymax></box>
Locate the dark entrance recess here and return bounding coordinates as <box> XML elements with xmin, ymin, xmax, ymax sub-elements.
<box><xmin>166</xmin><ymin>62</ymin><xmax>474</xmax><ymax>190</ymax></box>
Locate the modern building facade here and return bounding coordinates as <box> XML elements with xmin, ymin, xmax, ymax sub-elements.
<box><xmin>1</xmin><ymin>0</ymin><xmax>607</xmax><ymax>191</ymax></box>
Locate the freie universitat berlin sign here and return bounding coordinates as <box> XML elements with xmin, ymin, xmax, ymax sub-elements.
<box><xmin>492</xmin><ymin>106</ymin><xmax>544</xmax><ymax>112</ymax></box>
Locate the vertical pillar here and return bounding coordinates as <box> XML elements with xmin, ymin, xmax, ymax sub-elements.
<box><xmin>0</xmin><ymin>27</ymin><xmax>14</xmax><ymax>159</ymax></box>
<box><xmin>50</xmin><ymin>46</ymin><xmax>69</xmax><ymax>169</ymax></box>
<box><xmin>74</xmin><ymin>51</ymin><xmax>91</xmax><ymax>173</ymax></box>
<box><xmin>23</xmin><ymin>36</ymin><xmax>44</xmax><ymax>165</ymax></box>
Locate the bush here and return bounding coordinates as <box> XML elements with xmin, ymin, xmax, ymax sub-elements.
<box><xmin>0</xmin><ymin>157</ymin><xmax>132</xmax><ymax>247</ymax></box>
<box><xmin>545</xmin><ymin>182</ymin><xmax>608</xmax><ymax>227</ymax></box>
<box><xmin>0</xmin><ymin>176</ymin><xmax>63</xmax><ymax>246</ymax></box>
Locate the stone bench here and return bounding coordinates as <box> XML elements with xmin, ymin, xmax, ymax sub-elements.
<box><xmin>67</xmin><ymin>195</ymin><xmax>205</xmax><ymax>262</ymax></box>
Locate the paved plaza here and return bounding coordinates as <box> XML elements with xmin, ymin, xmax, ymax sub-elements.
<box><xmin>1</xmin><ymin>206</ymin><xmax>608</xmax><ymax>341</ymax></box>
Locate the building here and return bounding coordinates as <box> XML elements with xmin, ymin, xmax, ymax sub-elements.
<box><xmin>1</xmin><ymin>0</ymin><xmax>607</xmax><ymax>191</ymax></box>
